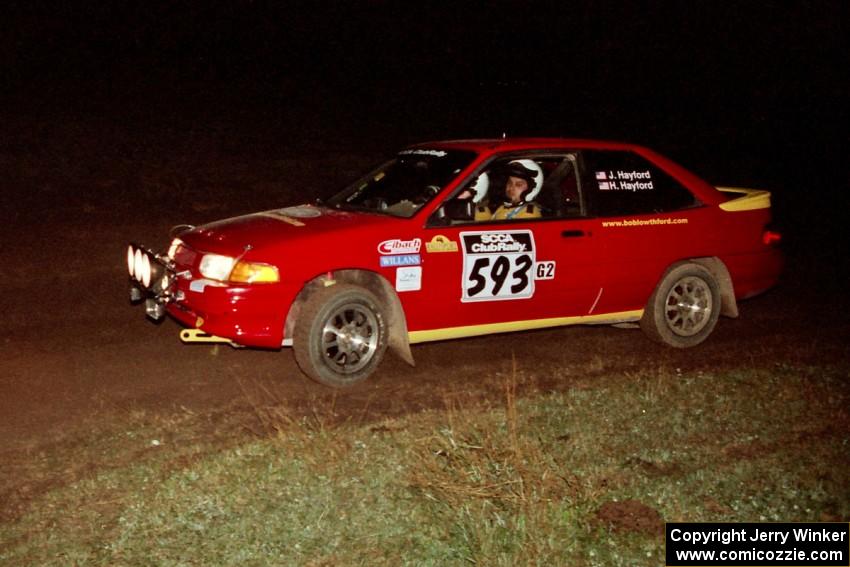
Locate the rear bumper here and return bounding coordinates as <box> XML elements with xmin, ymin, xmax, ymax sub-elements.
<box><xmin>723</xmin><ymin>248</ymin><xmax>784</xmax><ymax>299</ymax></box>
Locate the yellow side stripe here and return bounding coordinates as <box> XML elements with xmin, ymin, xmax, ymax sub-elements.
<box><xmin>408</xmin><ymin>310</ymin><xmax>644</xmax><ymax>344</ymax></box>
<box><xmin>717</xmin><ymin>186</ymin><xmax>771</xmax><ymax>211</ymax></box>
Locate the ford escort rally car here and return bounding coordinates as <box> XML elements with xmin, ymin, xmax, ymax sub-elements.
<box><xmin>127</xmin><ymin>138</ymin><xmax>783</xmax><ymax>387</ymax></box>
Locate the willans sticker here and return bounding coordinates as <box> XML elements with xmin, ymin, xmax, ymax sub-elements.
<box><xmin>379</xmin><ymin>254</ymin><xmax>421</xmax><ymax>267</ymax></box>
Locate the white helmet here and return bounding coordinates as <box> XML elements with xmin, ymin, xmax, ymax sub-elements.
<box><xmin>505</xmin><ymin>159</ymin><xmax>544</xmax><ymax>203</ymax></box>
<box><xmin>467</xmin><ymin>172</ymin><xmax>490</xmax><ymax>203</ymax></box>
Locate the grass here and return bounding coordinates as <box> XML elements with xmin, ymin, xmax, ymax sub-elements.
<box><xmin>1</xmin><ymin>362</ymin><xmax>848</xmax><ymax>566</ymax></box>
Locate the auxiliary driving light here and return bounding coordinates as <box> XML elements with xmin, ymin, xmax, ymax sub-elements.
<box><xmin>134</xmin><ymin>249</ymin><xmax>144</xmax><ymax>283</ymax></box>
<box><xmin>141</xmin><ymin>253</ymin><xmax>152</xmax><ymax>288</ymax></box>
<box><xmin>127</xmin><ymin>245</ymin><xmax>135</xmax><ymax>277</ymax></box>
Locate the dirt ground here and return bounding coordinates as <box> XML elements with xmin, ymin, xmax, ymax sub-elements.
<box><xmin>1</xmin><ymin>240</ymin><xmax>845</xmax><ymax>449</ymax></box>
<box><xmin>1</xmin><ymin>113</ymin><xmax>848</xmax><ymax>475</ymax></box>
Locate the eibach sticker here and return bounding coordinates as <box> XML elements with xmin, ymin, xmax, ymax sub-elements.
<box><xmin>460</xmin><ymin>230</ymin><xmax>535</xmax><ymax>302</ymax></box>
<box><xmin>377</xmin><ymin>238</ymin><xmax>421</xmax><ymax>255</ymax></box>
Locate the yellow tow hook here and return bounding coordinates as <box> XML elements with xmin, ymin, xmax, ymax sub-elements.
<box><xmin>179</xmin><ymin>329</ymin><xmax>240</xmax><ymax>348</ymax></box>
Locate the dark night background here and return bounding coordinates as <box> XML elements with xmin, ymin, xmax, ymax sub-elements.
<box><xmin>1</xmin><ymin>1</ymin><xmax>847</xmax><ymax>258</ymax></box>
<box><xmin>1</xmin><ymin>4</ymin><xmax>849</xmax><ymax>545</ymax></box>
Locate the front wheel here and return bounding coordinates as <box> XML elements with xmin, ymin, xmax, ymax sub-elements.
<box><xmin>640</xmin><ymin>263</ymin><xmax>721</xmax><ymax>348</ymax></box>
<box><xmin>293</xmin><ymin>284</ymin><xmax>388</xmax><ymax>387</ymax></box>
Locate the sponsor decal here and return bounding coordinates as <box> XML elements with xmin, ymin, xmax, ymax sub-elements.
<box><xmin>259</xmin><ymin>211</ymin><xmax>305</xmax><ymax>226</ymax></box>
<box><xmin>600</xmin><ymin>217</ymin><xmax>689</xmax><ymax>228</ymax></box>
<box><xmin>378</xmin><ymin>238</ymin><xmax>422</xmax><ymax>255</ymax></box>
<box><xmin>398</xmin><ymin>149</ymin><xmax>447</xmax><ymax>157</ymax></box>
<box><xmin>277</xmin><ymin>205</ymin><xmax>322</xmax><ymax>218</ymax></box>
<box><xmin>535</xmin><ymin>261</ymin><xmax>556</xmax><ymax>280</ymax></box>
<box><xmin>188</xmin><ymin>279</ymin><xmax>226</xmax><ymax>293</ymax></box>
<box><xmin>395</xmin><ymin>266</ymin><xmax>422</xmax><ymax>292</ymax></box>
<box><xmin>595</xmin><ymin>170</ymin><xmax>654</xmax><ymax>191</ymax></box>
<box><xmin>468</xmin><ymin>232</ymin><xmax>528</xmax><ymax>253</ymax></box>
<box><xmin>379</xmin><ymin>254</ymin><xmax>421</xmax><ymax>267</ymax></box>
<box><xmin>460</xmin><ymin>230</ymin><xmax>535</xmax><ymax>302</ymax></box>
<box><xmin>425</xmin><ymin>234</ymin><xmax>459</xmax><ymax>253</ymax></box>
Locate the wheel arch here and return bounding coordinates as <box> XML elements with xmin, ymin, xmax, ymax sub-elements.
<box><xmin>284</xmin><ymin>270</ymin><xmax>415</xmax><ymax>366</ymax></box>
<box><xmin>682</xmin><ymin>257</ymin><xmax>739</xmax><ymax>318</ymax></box>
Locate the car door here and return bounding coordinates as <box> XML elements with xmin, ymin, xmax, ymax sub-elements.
<box><xmin>578</xmin><ymin>149</ymin><xmax>712</xmax><ymax>315</ymax></box>
<box><xmin>404</xmin><ymin>153</ymin><xmax>604</xmax><ymax>338</ymax></box>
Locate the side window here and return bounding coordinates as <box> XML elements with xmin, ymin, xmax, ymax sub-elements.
<box><xmin>430</xmin><ymin>153</ymin><xmax>583</xmax><ymax>225</ymax></box>
<box><xmin>537</xmin><ymin>154</ymin><xmax>583</xmax><ymax>218</ymax></box>
<box><xmin>580</xmin><ymin>151</ymin><xmax>699</xmax><ymax>216</ymax></box>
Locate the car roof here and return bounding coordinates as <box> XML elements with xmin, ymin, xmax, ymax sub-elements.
<box><xmin>407</xmin><ymin>138</ymin><xmax>726</xmax><ymax>206</ymax></box>
<box><xmin>408</xmin><ymin>138</ymin><xmax>642</xmax><ymax>153</ymax></box>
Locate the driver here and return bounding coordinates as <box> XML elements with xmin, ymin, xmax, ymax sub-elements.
<box><xmin>490</xmin><ymin>159</ymin><xmax>544</xmax><ymax>220</ymax></box>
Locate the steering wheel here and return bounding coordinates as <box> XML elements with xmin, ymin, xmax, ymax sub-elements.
<box><xmin>413</xmin><ymin>185</ymin><xmax>441</xmax><ymax>204</ymax></box>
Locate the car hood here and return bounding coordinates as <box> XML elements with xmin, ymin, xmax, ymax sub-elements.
<box><xmin>180</xmin><ymin>205</ymin><xmax>398</xmax><ymax>257</ymax></box>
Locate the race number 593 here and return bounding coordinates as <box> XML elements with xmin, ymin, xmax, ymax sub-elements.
<box><xmin>460</xmin><ymin>231</ymin><xmax>536</xmax><ymax>302</ymax></box>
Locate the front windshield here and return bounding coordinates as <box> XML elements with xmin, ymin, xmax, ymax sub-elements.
<box><xmin>327</xmin><ymin>149</ymin><xmax>477</xmax><ymax>217</ymax></box>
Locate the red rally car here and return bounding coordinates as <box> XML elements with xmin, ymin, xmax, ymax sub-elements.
<box><xmin>127</xmin><ymin>138</ymin><xmax>782</xmax><ymax>387</ymax></box>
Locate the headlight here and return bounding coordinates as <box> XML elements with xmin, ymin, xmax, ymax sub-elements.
<box><xmin>199</xmin><ymin>254</ymin><xmax>236</xmax><ymax>281</ymax></box>
<box><xmin>229</xmin><ymin>261</ymin><xmax>280</xmax><ymax>283</ymax></box>
<box><xmin>167</xmin><ymin>238</ymin><xmax>183</xmax><ymax>260</ymax></box>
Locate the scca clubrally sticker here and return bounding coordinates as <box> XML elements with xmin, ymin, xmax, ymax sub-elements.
<box><xmin>460</xmin><ymin>230</ymin><xmax>535</xmax><ymax>302</ymax></box>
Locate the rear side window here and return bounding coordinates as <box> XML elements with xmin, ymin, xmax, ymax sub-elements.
<box><xmin>580</xmin><ymin>151</ymin><xmax>700</xmax><ymax>216</ymax></box>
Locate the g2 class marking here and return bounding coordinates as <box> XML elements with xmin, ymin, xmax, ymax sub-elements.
<box><xmin>535</xmin><ymin>261</ymin><xmax>556</xmax><ymax>280</ymax></box>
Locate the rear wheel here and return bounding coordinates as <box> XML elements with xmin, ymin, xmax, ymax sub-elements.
<box><xmin>640</xmin><ymin>263</ymin><xmax>720</xmax><ymax>348</ymax></box>
<box><xmin>293</xmin><ymin>284</ymin><xmax>387</xmax><ymax>387</ymax></box>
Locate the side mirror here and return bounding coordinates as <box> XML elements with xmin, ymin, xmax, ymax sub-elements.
<box><xmin>440</xmin><ymin>199</ymin><xmax>474</xmax><ymax>221</ymax></box>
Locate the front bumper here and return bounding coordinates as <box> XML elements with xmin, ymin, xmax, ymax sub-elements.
<box><xmin>126</xmin><ymin>242</ymin><xmax>296</xmax><ymax>349</ymax></box>
<box><xmin>166</xmin><ymin>279</ymin><xmax>295</xmax><ymax>349</ymax></box>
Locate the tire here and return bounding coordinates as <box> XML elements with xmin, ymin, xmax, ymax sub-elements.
<box><xmin>640</xmin><ymin>263</ymin><xmax>721</xmax><ymax>348</ymax></box>
<box><xmin>293</xmin><ymin>284</ymin><xmax>388</xmax><ymax>387</ymax></box>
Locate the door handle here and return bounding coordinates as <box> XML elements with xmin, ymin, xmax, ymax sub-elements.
<box><xmin>561</xmin><ymin>230</ymin><xmax>587</xmax><ymax>238</ymax></box>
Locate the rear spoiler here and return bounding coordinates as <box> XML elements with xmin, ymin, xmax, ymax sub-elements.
<box><xmin>716</xmin><ymin>187</ymin><xmax>771</xmax><ymax>212</ymax></box>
